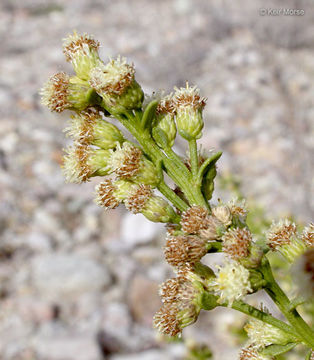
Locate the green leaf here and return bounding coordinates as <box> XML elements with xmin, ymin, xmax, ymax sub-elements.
<box><xmin>260</xmin><ymin>343</ymin><xmax>297</xmax><ymax>357</ymax></box>
<box><xmin>141</xmin><ymin>100</ymin><xmax>158</xmax><ymax>130</ymax></box>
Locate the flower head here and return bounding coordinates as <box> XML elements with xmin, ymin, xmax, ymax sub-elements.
<box><xmin>212</xmin><ymin>205</ymin><xmax>232</xmax><ymax>226</ymax></box>
<box><xmin>63</xmin><ymin>31</ymin><xmax>101</xmax><ymax>80</ymax></box>
<box><xmin>266</xmin><ymin>219</ymin><xmax>307</xmax><ymax>262</ymax></box>
<box><xmin>244</xmin><ymin>318</ymin><xmax>296</xmax><ymax>349</ymax></box>
<box><xmin>199</xmin><ymin>215</ymin><xmax>224</xmax><ymax>241</ymax></box>
<box><xmin>228</xmin><ymin>198</ymin><xmax>248</xmax><ymax>221</ymax></box>
<box><xmin>222</xmin><ymin>227</ymin><xmax>252</xmax><ymax>261</ymax></box>
<box><xmin>302</xmin><ymin>223</ymin><xmax>314</xmax><ymax>248</ymax></box>
<box><xmin>110</xmin><ymin>142</ymin><xmax>158</xmax><ymax>186</ymax></box>
<box><xmin>164</xmin><ymin>234</ymin><xmax>207</xmax><ymax>266</ymax></box>
<box><xmin>212</xmin><ymin>260</ymin><xmax>252</xmax><ymax>306</ymax></box>
<box><xmin>173</xmin><ymin>83</ymin><xmax>206</xmax><ymax>140</ymax></box>
<box><xmin>239</xmin><ymin>346</ymin><xmax>273</xmax><ymax>360</ymax></box>
<box><xmin>95</xmin><ymin>178</ymin><xmax>133</xmax><ymax>209</ymax></box>
<box><xmin>181</xmin><ymin>205</ymin><xmax>209</xmax><ymax>234</ymax></box>
<box><xmin>64</xmin><ymin>108</ymin><xmax>124</xmax><ymax>149</ymax></box>
<box><xmin>40</xmin><ymin>73</ymin><xmax>95</xmax><ymax>112</ymax></box>
<box><xmin>62</xmin><ymin>143</ymin><xmax>112</xmax><ymax>183</ymax></box>
<box><xmin>89</xmin><ymin>57</ymin><xmax>143</xmax><ymax>113</ymax></box>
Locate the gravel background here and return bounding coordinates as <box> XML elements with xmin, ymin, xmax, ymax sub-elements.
<box><xmin>0</xmin><ymin>0</ymin><xmax>313</xmax><ymax>359</ymax></box>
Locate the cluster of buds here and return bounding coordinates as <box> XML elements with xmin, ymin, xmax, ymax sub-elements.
<box><xmin>266</xmin><ymin>219</ymin><xmax>313</xmax><ymax>263</ymax></box>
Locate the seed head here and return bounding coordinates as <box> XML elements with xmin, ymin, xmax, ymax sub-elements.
<box><xmin>181</xmin><ymin>206</ymin><xmax>209</xmax><ymax>234</ymax></box>
<box><xmin>153</xmin><ymin>302</ymin><xmax>181</xmax><ymax>337</ymax></box>
<box><xmin>222</xmin><ymin>227</ymin><xmax>252</xmax><ymax>260</ymax></box>
<box><xmin>199</xmin><ymin>215</ymin><xmax>223</xmax><ymax>241</ymax></box>
<box><xmin>212</xmin><ymin>260</ymin><xmax>252</xmax><ymax>306</ymax></box>
<box><xmin>266</xmin><ymin>219</ymin><xmax>297</xmax><ymax>249</ymax></box>
<box><xmin>125</xmin><ymin>184</ymin><xmax>152</xmax><ymax>213</ymax></box>
<box><xmin>159</xmin><ymin>278</ymin><xmax>181</xmax><ymax>304</ymax></box>
<box><xmin>40</xmin><ymin>72</ymin><xmax>70</xmax><ymax>113</ymax></box>
<box><xmin>164</xmin><ymin>234</ymin><xmax>207</xmax><ymax>266</ymax></box>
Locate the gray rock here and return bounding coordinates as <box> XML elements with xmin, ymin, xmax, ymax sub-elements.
<box><xmin>31</xmin><ymin>254</ymin><xmax>111</xmax><ymax>300</ymax></box>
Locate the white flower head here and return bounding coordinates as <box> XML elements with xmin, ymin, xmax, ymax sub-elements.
<box><xmin>244</xmin><ymin>318</ymin><xmax>295</xmax><ymax>349</ymax></box>
<box><xmin>212</xmin><ymin>260</ymin><xmax>252</xmax><ymax>306</ymax></box>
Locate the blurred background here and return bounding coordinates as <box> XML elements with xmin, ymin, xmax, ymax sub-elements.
<box><xmin>0</xmin><ymin>0</ymin><xmax>313</xmax><ymax>359</ymax></box>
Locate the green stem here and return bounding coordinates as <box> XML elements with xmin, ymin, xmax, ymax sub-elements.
<box><xmin>227</xmin><ymin>300</ymin><xmax>300</xmax><ymax>339</ymax></box>
<box><xmin>261</xmin><ymin>258</ymin><xmax>314</xmax><ymax>348</ymax></box>
<box><xmin>189</xmin><ymin>138</ymin><xmax>198</xmax><ymax>178</ymax></box>
<box><xmin>116</xmin><ymin>111</ymin><xmax>208</xmax><ymax>209</ymax></box>
<box><xmin>158</xmin><ymin>179</ymin><xmax>188</xmax><ymax>212</ymax></box>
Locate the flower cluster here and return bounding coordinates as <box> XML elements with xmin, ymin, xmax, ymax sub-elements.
<box><xmin>41</xmin><ymin>31</ymin><xmax>314</xmax><ymax>357</ymax></box>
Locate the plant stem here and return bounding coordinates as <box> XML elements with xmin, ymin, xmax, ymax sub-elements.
<box><xmin>115</xmin><ymin>111</ymin><xmax>209</xmax><ymax>209</ymax></box>
<box><xmin>189</xmin><ymin>138</ymin><xmax>198</xmax><ymax>178</ymax></box>
<box><xmin>261</xmin><ymin>258</ymin><xmax>314</xmax><ymax>348</ymax></box>
<box><xmin>226</xmin><ymin>300</ymin><xmax>300</xmax><ymax>339</ymax></box>
<box><xmin>158</xmin><ymin>179</ymin><xmax>188</xmax><ymax>212</ymax></box>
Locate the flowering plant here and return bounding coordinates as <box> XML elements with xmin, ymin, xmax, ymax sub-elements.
<box><xmin>41</xmin><ymin>32</ymin><xmax>314</xmax><ymax>359</ymax></box>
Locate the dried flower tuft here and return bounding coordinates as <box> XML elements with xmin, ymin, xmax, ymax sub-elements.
<box><xmin>89</xmin><ymin>56</ymin><xmax>134</xmax><ymax>95</ymax></box>
<box><xmin>239</xmin><ymin>346</ymin><xmax>272</xmax><ymax>360</ymax></box>
<box><xmin>228</xmin><ymin>198</ymin><xmax>247</xmax><ymax>220</ymax></box>
<box><xmin>164</xmin><ymin>234</ymin><xmax>207</xmax><ymax>266</ymax></box>
<box><xmin>110</xmin><ymin>142</ymin><xmax>142</xmax><ymax>178</ymax></box>
<box><xmin>63</xmin><ymin>32</ymin><xmax>100</xmax><ymax>62</ymax></box>
<box><xmin>40</xmin><ymin>72</ymin><xmax>70</xmax><ymax>113</ymax></box>
<box><xmin>153</xmin><ymin>302</ymin><xmax>181</xmax><ymax>337</ymax></box>
<box><xmin>302</xmin><ymin>223</ymin><xmax>314</xmax><ymax>248</ymax></box>
<box><xmin>222</xmin><ymin>227</ymin><xmax>252</xmax><ymax>260</ymax></box>
<box><xmin>159</xmin><ymin>278</ymin><xmax>181</xmax><ymax>304</ymax></box>
<box><xmin>181</xmin><ymin>205</ymin><xmax>209</xmax><ymax>234</ymax></box>
<box><xmin>173</xmin><ymin>83</ymin><xmax>206</xmax><ymax>110</ymax></box>
<box><xmin>125</xmin><ymin>184</ymin><xmax>152</xmax><ymax>213</ymax></box>
<box><xmin>266</xmin><ymin>219</ymin><xmax>297</xmax><ymax>249</ymax></box>
<box><xmin>199</xmin><ymin>215</ymin><xmax>223</xmax><ymax>241</ymax></box>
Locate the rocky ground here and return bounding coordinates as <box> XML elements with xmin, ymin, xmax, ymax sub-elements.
<box><xmin>0</xmin><ymin>0</ymin><xmax>313</xmax><ymax>359</ymax></box>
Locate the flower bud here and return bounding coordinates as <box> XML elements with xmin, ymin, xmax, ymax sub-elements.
<box><xmin>173</xmin><ymin>83</ymin><xmax>206</xmax><ymax>140</ymax></box>
<box><xmin>95</xmin><ymin>178</ymin><xmax>133</xmax><ymax>209</ymax></box>
<box><xmin>266</xmin><ymin>219</ymin><xmax>307</xmax><ymax>262</ymax></box>
<box><xmin>244</xmin><ymin>318</ymin><xmax>296</xmax><ymax>349</ymax></box>
<box><xmin>212</xmin><ymin>205</ymin><xmax>232</xmax><ymax>226</ymax></box>
<box><xmin>62</xmin><ymin>143</ymin><xmax>112</xmax><ymax>183</ymax></box>
<box><xmin>110</xmin><ymin>142</ymin><xmax>158</xmax><ymax>187</ymax></box>
<box><xmin>152</xmin><ymin>95</ymin><xmax>177</xmax><ymax>148</ymax></box>
<box><xmin>65</xmin><ymin>109</ymin><xmax>124</xmax><ymax>149</ymax></box>
<box><xmin>125</xmin><ymin>185</ymin><xmax>177</xmax><ymax>223</ymax></box>
<box><xmin>89</xmin><ymin>57</ymin><xmax>144</xmax><ymax>114</ymax></box>
<box><xmin>63</xmin><ymin>32</ymin><xmax>102</xmax><ymax>81</ymax></box>
<box><xmin>211</xmin><ymin>260</ymin><xmax>252</xmax><ymax>306</ymax></box>
<box><xmin>40</xmin><ymin>73</ymin><xmax>97</xmax><ymax>113</ymax></box>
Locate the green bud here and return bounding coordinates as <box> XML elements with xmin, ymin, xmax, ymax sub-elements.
<box><xmin>89</xmin><ymin>57</ymin><xmax>144</xmax><ymax>114</ymax></box>
<box><xmin>173</xmin><ymin>83</ymin><xmax>206</xmax><ymax>140</ymax></box>
<box><xmin>63</xmin><ymin>31</ymin><xmax>102</xmax><ymax>81</ymax></box>
<box><xmin>142</xmin><ymin>196</ymin><xmax>177</xmax><ymax>223</ymax></box>
<box><xmin>41</xmin><ymin>73</ymin><xmax>98</xmax><ymax>113</ymax></box>
<box><xmin>152</xmin><ymin>113</ymin><xmax>177</xmax><ymax>148</ymax></box>
<box><xmin>65</xmin><ymin>110</ymin><xmax>125</xmax><ymax>149</ymax></box>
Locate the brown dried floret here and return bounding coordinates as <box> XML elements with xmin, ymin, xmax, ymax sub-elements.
<box><xmin>95</xmin><ymin>179</ymin><xmax>120</xmax><ymax>209</ymax></box>
<box><xmin>125</xmin><ymin>184</ymin><xmax>152</xmax><ymax>213</ymax></box>
<box><xmin>222</xmin><ymin>227</ymin><xmax>252</xmax><ymax>260</ymax></box>
<box><xmin>111</xmin><ymin>143</ymin><xmax>142</xmax><ymax>178</ymax></box>
<box><xmin>266</xmin><ymin>219</ymin><xmax>297</xmax><ymax>250</ymax></box>
<box><xmin>153</xmin><ymin>302</ymin><xmax>181</xmax><ymax>337</ymax></box>
<box><xmin>164</xmin><ymin>234</ymin><xmax>206</xmax><ymax>266</ymax></box>
<box><xmin>40</xmin><ymin>72</ymin><xmax>70</xmax><ymax>113</ymax></box>
<box><xmin>302</xmin><ymin>223</ymin><xmax>314</xmax><ymax>248</ymax></box>
<box><xmin>63</xmin><ymin>32</ymin><xmax>100</xmax><ymax>62</ymax></box>
<box><xmin>181</xmin><ymin>205</ymin><xmax>209</xmax><ymax>234</ymax></box>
